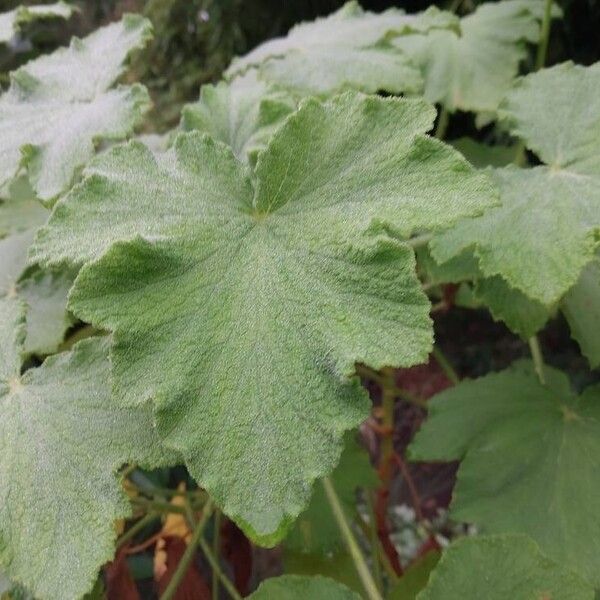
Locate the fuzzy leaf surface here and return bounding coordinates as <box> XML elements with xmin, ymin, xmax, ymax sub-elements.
<box><xmin>418</xmin><ymin>534</ymin><xmax>594</xmax><ymax>600</ymax></box>
<box><xmin>0</xmin><ymin>2</ymin><xmax>74</xmax><ymax>44</ymax></box>
<box><xmin>410</xmin><ymin>361</ymin><xmax>600</xmax><ymax>586</ymax></box>
<box><xmin>0</xmin><ymin>299</ymin><xmax>172</xmax><ymax>600</ymax></box>
<box><xmin>181</xmin><ymin>69</ymin><xmax>296</xmax><ymax>164</ymax></box>
<box><xmin>35</xmin><ymin>93</ymin><xmax>496</xmax><ymax>543</ymax></box>
<box><xmin>393</xmin><ymin>0</ymin><xmax>554</xmax><ymax>116</ymax></box>
<box><xmin>432</xmin><ymin>63</ymin><xmax>600</xmax><ymax>305</ymax></box>
<box><xmin>0</xmin><ymin>15</ymin><xmax>152</xmax><ymax>202</ymax></box>
<box><xmin>248</xmin><ymin>575</ymin><xmax>360</xmax><ymax>600</ymax></box>
<box><xmin>227</xmin><ymin>2</ymin><xmax>457</xmax><ymax>95</ymax></box>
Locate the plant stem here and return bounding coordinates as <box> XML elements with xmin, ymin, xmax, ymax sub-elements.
<box><xmin>116</xmin><ymin>513</ymin><xmax>159</xmax><ymax>548</ymax></box>
<box><xmin>131</xmin><ymin>497</ymin><xmax>188</xmax><ymax>516</ymax></box>
<box><xmin>535</xmin><ymin>0</ymin><xmax>554</xmax><ymax>71</ymax></box>
<box><xmin>365</xmin><ymin>493</ymin><xmax>384</xmax><ymax>590</ymax></box>
<box><xmin>432</xmin><ymin>347</ymin><xmax>460</xmax><ymax>385</ymax></box>
<box><xmin>434</xmin><ymin>107</ymin><xmax>450</xmax><ymax>139</ymax></box>
<box><xmin>160</xmin><ymin>499</ymin><xmax>215</xmax><ymax>600</ymax></box>
<box><xmin>322</xmin><ymin>477</ymin><xmax>383</xmax><ymax>600</ymax></box>
<box><xmin>212</xmin><ymin>510</ymin><xmax>221</xmax><ymax>600</ymax></box>
<box><xmin>528</xmin><ymin>336</ymin><xmax>546</xmax><ymax>385</ymax></box>
<box><xmin>199</xmin><ymin>536</ymin><xmax>242</xmax><ymax>600</ymax></box>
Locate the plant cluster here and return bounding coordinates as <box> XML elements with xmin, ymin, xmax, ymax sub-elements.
<box><xmin>1</xmin><ymin>0</ymin><xmax>599</xmax><ymax>599</ymax></box>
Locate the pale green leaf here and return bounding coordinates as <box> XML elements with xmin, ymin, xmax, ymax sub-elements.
<box><xmin>34</xmin><ymin>93</ymin><xmax>495</xmax><ymax>543</ymax></box>
<box><xmin>0</xmin><ymin>2</ymin><xmax>74</xmax><ymax>45</ymax></box>
<box><xmin>181</xmin><ymin>69</ymin><xmax>296</xmax><ymax>164</ymax></box>
<box><xmin>410</xmin><ymin>361</ymin><xmax>600</xmax><ymax>586</ymax></box>
<box><xmin>432</xmin><ymin>63</ymin><xmax>600</xmax><ymax>305</ymax></box>
<box><xmin>248</xmin><ymin>575</ymin><xmax>360</xmax><ymax>600</ymax></box>
<box><xmin>393</xmin><ymin>0</ymin><xmax>557</xmax><ymax>115</ymax></box>
<box><xmin>0</xmin><ymin>15</ymin><xmax>152</xmax><ymax>202</ymax></box>
<box><xmin>285</xmin><ymin>434</ymin><xmax>377</xmax><ymax>554</ymax></box>
<box><xmin>418</xmin><ymin>534</ymin><xmax>594</xmax><ymax>600</ymax></box>
<box><xmin>0</xmin><ymin>297</ymin><xmax>173</xmax><ymax>600</ymax></box>
<box><xmin>450</xmin><ymin>138</ymin><xmax>516</xmax><ymax>169</ymax></box>
<box><xmin>561</xmin><ymin>258</ymin><xmax>600</xmax><ymax>368</ymax></box>
<box><xmin>227</xmin><ymin>2</ymin><xmax>458</xmax><ymax>96</ymax></box>
<box><xmin>389</xmin><ymin>551</ymin><xmax>440</xmax><ymax>600</ymax></box>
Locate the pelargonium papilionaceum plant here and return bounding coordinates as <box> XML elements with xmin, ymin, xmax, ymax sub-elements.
<box><xmin>1</xmin><ymin>0</ymin><xmax>599</xmax><ymax>599</ymax></box>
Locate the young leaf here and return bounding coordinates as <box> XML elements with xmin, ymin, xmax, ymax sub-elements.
<box><xmin>34</xmin><ymin>93</ymin><xmax>496</xmax><ymax>544</ymax></box>
<box><xmin>226</xmin><ymin>2</ymin><xmax>457</xmax><ymax>96</ymax></box>
<box><xmin>561</xmin><ymin>258</ymin><xmax>600</xmax><ymax>368</ymax></box>
<box><xmin>410</xmin><ymin>361</ymin><xmax>600</xmax><ymax>586</ymax></box>
<box><xmin>431</xmin><ymin>63</ymin><xmax>600</xmax><ymax>305</ymax></box>
<box><xmin>0</xmin><ymin>2</ymin><xmax>75</xmax><ymax>45</ymax></box>
<box><xmin>0</xmin><ymin>298</ymin><xmax>174</xmax><ymax>600</ymax></box>
<box><xmin>285</xmin><ymin>434</ymin><xmax>377</xmax><ymax>554</ymax></box>
<box><xmin>418</xmin><ymin>534</ymin><xmax>594</xmax><ymax>600</ymax></box>
<box><xmin>0</xmin><ymin>15</ymin><xmax>152</xmax><ymax>202</ymax></box>
<box><xmin>248</xmin><ymin>575</ymin><xmax>360</xmax><ymax>600</ymax></box>
<box><xmin>181</xmin><ymin>69</ymin><xmax>296</xmax><ymax>164</ymax></box>
<box><xmin>393</xmin><ymin>0</ymin><xmax>557</xmax><ymax>118</ymax></box>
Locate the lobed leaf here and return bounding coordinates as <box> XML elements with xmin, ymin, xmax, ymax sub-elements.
<box><xmin>34</xmin><ymin>93</ymin><xmax>496</xmax><ymax>543</ymax></box>
<box><xmin>248</xmin><ymin>575</ymin><xmax>360</xmax><ymax>599</ymax></box>
<box><xmin>410</xmin><ymin>361</ymin><xmax>600</xmax><ymax>586</ymax></box>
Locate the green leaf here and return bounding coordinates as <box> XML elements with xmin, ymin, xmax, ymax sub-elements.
<box><xmin>561</xmin><ymin>258</ymin><xmax>600</xmax><ymax>368</ymax></box>
<box><xmin>432</xmin><ymin>63</ymin><xmax>600</xmax><ymax>305</ymax></box>
<box><xmin>285</xmin><ymin>434</ymin><xmax>377</xmax><ymax>554</ymax></box>
<box><xmin>0</xmin><ymin>15</ymin><xmax>152</xmax><ymax>202</ymax></box>
<box><xmin>388</xmin><ymin>551</ymin><xmax>440</xmax><ymax>600</ymax></box>
<box><xmin>393</xmin><ymin>0</ymin><xmax>557</xmax><ymax>116</ymax></box>
<box><xmin>0</xmin><ymin>297</ymin><xmax>174</xmax><ymax>600</ymax></box>
<box><xmin>227</xmin><ymin>2</ymin><xmax>457</xmax><ymax>96</ymax></box>
<box><xmin>248</xmin><ymin>575</ymin><xmax>361</xmax><ymax>600</ymax></box>
<box><xmin>450</xmin><ymin>138</ymin><xmax>516</xmax><ymax>169</ymax></box>
<box><xmin>181</xmin><ymin>69</ymin><xmax>296</xmax><ymax>164</ymax></box>
<box><xmin>418</xmin><ymin>534</ymin><xmax>594</xmax><ymax>600</ymax></box>
<box><xmin>34</xmin><ymin>93</ymin><xmax>496</xmax><ymax>543</ymax></box>
<box><xmin>410</xmin><ymin>361</ymin><xmax>600</xmax><ymax>586</ymax></box>
<box><xmin>0</xmin><ymin>2</ymin><xmax>75</xmax><ymax>45</ymax></box>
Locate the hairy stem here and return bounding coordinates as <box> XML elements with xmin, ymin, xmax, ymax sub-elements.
<box><xmin>323</xmin><ymin>477</ymin><xmax>383</xmax><ymax>600</ymax></box>
<box><xmin>199</xmin><ymin>535</ymin><xmax>242</xmax><ymax>600</ymax></box>
<box><xmin>535</xmin><ymin>0</ymin><xmax>554</xmax><ymax>71</ymax></box>
<box><xmin>434</xmin><ymin>107</ymin><xmax>450</xmax><ymax>139</ymax></box>
<box><xmin>116</xmin><ymin>513</ymin><xmax>159</xmax><ymax>549</ymax></box>
<box><xmin>159</xmin><ymin>499</ymin><xmax>215</xmax><ymax>600</ymax></box>
<box><xmin>432</xmin><ymin>347</ymin><xmax>460</xmax><ymax>385</ymax></box>
<box><xmin>528</xmin><ymin>336</ymin><xmax>546</xmax><ymax>385</ymax></box>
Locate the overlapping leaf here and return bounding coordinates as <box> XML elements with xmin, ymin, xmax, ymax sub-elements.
<box><xmin>393</xmin><ymin>0</ymin><xmax>556</xmax><ymax>118</ymax></box>
<box><xmin>0</xmin><ymin>2</ymin><xmax>74</xmax><ymax>44</ymax></box>
<box><xmin>227</xmin><ymin>1</ymin><xmax>457</xmax><ymax>96</ymax></box>
<box><xmin>410</xmin><ymin>361</ymin><xmax>600</xmax><ymax>586</ymax></box>
<box><xmin>0</xmin><ymin>15</ymin><xmax>152</xmax><ymax>202</ymax></box>
<box><xmin>248</xmin><ymin>575</ymin><xmax>360</xmax><ymax>600</ymax></box>
<box><xmin>33</xmin><ymin>93</ymin><xmax>496</xmax><ymax>543</ymax></box>
<box><xmin>181</xmin><ymin>69</ymin><xmax>296</xmax><ymax>164</ymax></box>
<box><xmin>0</xmin><ymin>297</ymin><xmax>173</xmax><ymax>600</ymax></box>
<box><xmin>418</xmin><ymin>534</ymin><xmax>594</xmax><ymax>600</ymax></box>
<box><xmin>431</xmin><ymin>62</ymin><xmax>600</xmax><ymax>306</ymax></box>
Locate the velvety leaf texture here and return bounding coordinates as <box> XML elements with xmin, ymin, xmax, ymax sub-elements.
<box><xmin>418</xmin><ymin>534</ymin><xmax>594</xmax><ymax>600</ymax></box>
<box><xmin>248</xmin><ymin>575</ymin><xmax>360</xmax><ymax>600</ymax></box>
<box><xmin>181</xmin><ymin>69</ymin><xmax>297</xmax><ymax>164</ymax></box>
<box><xmin>0</xmin><ymin>2</ymin><xmax>74</xmax><ymax>44</ymax></box>
<box><xmin>0</xmin><ymin>299</ymin><xmax>174</xmax><ymax>600</ymax></box>
<box><xmin>410</xmin><ymin>361</ymin><xmax>600</xmax><ymax>586</ymax></box>
<box><xmin>34</xmin><ymin>93</ymin><xmax>495</xmax><ymax>544</ymax></box>
<box><xmin>393</xmin><ymin>0</ymin><xmax>554</xmax><ymax>116</ymax></box>
<box><xmin>226</xmin><ymin>2</ymin><xmax>458</xmax><ymax>96</ymax></box>
<box><xmin>0</xmin><ymin>15</ymin><xmax>152</xmax><ymax>202</ymax></box>
<box><xmin>432</xmin><ymin>62</ymin><xmax>600</xmax><ymax>305</ymax></box>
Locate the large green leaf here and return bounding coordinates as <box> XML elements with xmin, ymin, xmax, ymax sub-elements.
<box><xmin>248</xmin><ymin>575</ymin><xmax>360</xmax><ymax>600</ymax></box>
<box><xmin>432</xmin><ymin>63</ymin><xmax>600</xmax><ymax>306</ymax></box>
<box><xmin>0</xmin><ymin>15</ymin><xmax>152</xmax><ymax>202</ymax></box>
<box><xmin>227</xmin><ymin>2</ymin><xmax>457</xmax><ymax>96</ymax></box>
<box><xmin>181</xmin><ymin>69</ymin><xmax>296</xmax><ymax>164</ymax></box>
<box><xmin>418</xmin><ymin>534</ymin><xmax>594</xmax><ymax>600</ymax></box>
<box><xmin>34</xmin><ymin>93</ymin><xmax>496</xmax><ymax>544</ymax></box>
<box><xmin>410</xmin><ymin>361</ymin><xmax>600</xmax><ymax>586</ymax></box>
<box><xmin>393</xmin><ymin>0</ymin><xmax>555</xmax><ymax>118</ymax></box>
<box><xmin>0</xmin><ymin>297</ymin><xmax>173</xmax><ymax>600</ymax></box>
<box><xmin>0</xmin><ymin>2</ymin><xmax>74</xmax><ymax>44</ymax></box>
